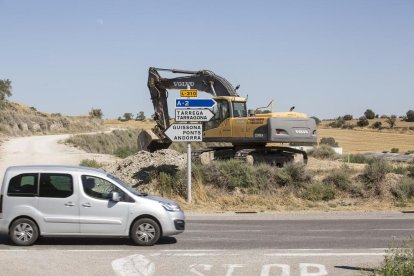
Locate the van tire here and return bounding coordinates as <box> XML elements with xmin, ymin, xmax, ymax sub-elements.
<box><xmin>10</xmin><ymin>218</ymin><xmax>39</xmax><ymax>246</ymax></box>
<box><xmin>130</xmin><ymin>218</ymin><xmax>160</xmax><ymax>246</ymax></box>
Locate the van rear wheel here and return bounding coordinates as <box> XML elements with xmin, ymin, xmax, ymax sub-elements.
<box><xmin>10</xmin><ymin>218</ymin><xmax>39</xmax><ymax>246</ymax></box>
<box><xmin>130</xmin><ymin>218</ymin><xmax>160</xmax><ymax>246</ymax></box>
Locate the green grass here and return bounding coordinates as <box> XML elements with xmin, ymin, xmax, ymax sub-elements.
<box><xmin>79</xmin><ymin>159</ymin><xmax>106</xmax><ymax>168</ymax></box>
<box><xmin>66</xmin><ymin>129</ymin><xmax>140</xmax><ymax>157</ymax></box>
<box><xmin>374</xmin><ymin>238</ymin><xmax>414</xmax><ymax>276</ymax></box>
<box><xmin>308</xmin><ymin>145</ymin><xmax>340</xmax><ymax>160</ymax></box>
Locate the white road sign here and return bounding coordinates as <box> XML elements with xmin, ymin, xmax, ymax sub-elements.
<box><xmin>164</xmin><ymin>124</ymin><xmax>203</xmax><ymax>142</ymax></box>
<box><xmin>175</xmin><ymin>109</ymin><xmax>215</xmax><ymax>122</ymax></box>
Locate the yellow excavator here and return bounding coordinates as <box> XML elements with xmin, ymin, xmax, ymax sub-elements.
<box><xmin>138</xmin><ymin>67</ymin><xmax>317</xmax><ymax>166</ymax></box>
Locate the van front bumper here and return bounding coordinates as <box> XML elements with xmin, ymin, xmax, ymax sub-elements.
<box><xmin>163</xmin><ymin>211</ymin><xmax>185</xmax><ymax>236</ymax></box>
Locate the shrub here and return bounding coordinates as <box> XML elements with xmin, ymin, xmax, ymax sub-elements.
<box><xmin>89</xmin><ymin>108</ymin><xmax>103</xmax><ymax>119</ymax></box>
<box><xmin>79</xmin><ymin>159</ymin><xmax>105</xmax><ymax>168</ymax></box>
<box><xmin>406</xmin><ymin>110</ymin><xmax>414</xmax><ymax>122</ymax></box>
<box><xmin>361</xmin><ymin>159</ymin><xmax>392</xmax><ymax>194</ymax></box>
<box><xmin>114</xmin><ymin>146</ymin><xmax>137</xmax><ymax>158</ymax></box>
<box><xmin>357</xmin><ymin>116</ymin><xmax>369</xmax><ymax>127</ymax></box>
<box><xmin>302</xmin><ymin>182</ymin><xmax>336</xmax><ymax>201</ymax></box>
<box><xmin>320</xmin><ymin>137</ymin><xmax>338</xmax><ymax>147</ymax></box>
<box><xmin>386</xmin><ymin>115</ymin><xmax>397</xmax><ymax>128</ymax></box>
<box><xmin>391</xmin><ymin>148</ymin><xmax>399</xmax><ymax>153</ymax></box>
<box><xmin>278</xmin><ymin>162</ymin><xmax>312</xmax><ymax>187</ymax></box>
<box><xmin>136</xmin><ymin>111</ymin><xmax>146</xmax><ymax>121</ymax></box>
<box><xmin>156</xmin><ymin>171</ymin><xmax>186</xmax><ymax>197</ymax></box>
<box><xmin>343</xmin><ymin>114</ymin><xmax>353</xmax><ymax>121</ymax></box>
<box><xmin>328</xmin><ymin>117</ymin><xmax>344</xmax><ymax>128</ymax></box>
<box><xmin>123</xmin><ymin>113</ymin><xmax>133</xmax><ymax>121</ymax></box>
<box><xmin>372</xmin><ymin>121</ymin><xmax>382</xmax><ymax>129</ymax></box>
<box><xmin>323</xmin><ymin>165</ymin><xmax>352</xmax><ymax>192</ymax></box>
<box><xmin>391</xmin><ymin>178</ymin><xmax>414</xmax><ymax>200</ymax></box>
<box><xmin>346</xmin><ymin>153</ymin><xmax>372</xmax><ymax>164</ymax></box>
<box><xmin>308</xmin><ymin>145</ymin><xmax>338</xmax><ymax>160</ymax></box>
<box><xmin>376</xmin><ymin>238</ymin><xmax>414</xmax><ymax>276</ymax></box>
<box><xmin>341</xmin><ymin>123</ymin><xmax>355</xmax><ymax>129</ymax></box>
<box><xmin>364</xmin><ymin>109</ymin><xmax>376</xmax><ymax>120</ymax></box>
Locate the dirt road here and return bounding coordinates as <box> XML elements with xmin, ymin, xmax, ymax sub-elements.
<box><xmin>0</xmin><ymin>134</ymin><xmax>117</xmax><ymax>182</ymax></box>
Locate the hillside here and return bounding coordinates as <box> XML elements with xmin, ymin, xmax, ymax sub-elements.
<box><xmin>0</xmin><ymin>101</ymin><xmax>103</xmax><ymax>136</ymax></box>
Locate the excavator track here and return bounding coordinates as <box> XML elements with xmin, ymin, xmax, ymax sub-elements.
<box><xmin>192</xmin><ymin>146</ymin><xmax>307</xmax><ymax>167</ymax></box>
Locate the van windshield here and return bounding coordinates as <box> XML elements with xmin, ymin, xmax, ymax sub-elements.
<box><xmin>107</xmin><ymin>174</ymin><xmax>145</xmax><ymax>196</ymax></box>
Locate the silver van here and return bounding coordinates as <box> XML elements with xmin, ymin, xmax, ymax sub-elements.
<box><xmin>0</xmin><ymin>165</ymin><xmax>185</xmax><ymax>246</ymax></box>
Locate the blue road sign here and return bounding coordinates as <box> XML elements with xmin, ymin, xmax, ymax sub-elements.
<box><xmin>175</xmin><ymin>98</ymin><xmax>217</xmax><ymax>108</ymax></box>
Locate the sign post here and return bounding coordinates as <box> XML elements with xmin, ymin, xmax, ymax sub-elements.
<box><xmin>162</xmin><ymin>91</ymin><xmax>215</xmax><ymax>203</ymax></box>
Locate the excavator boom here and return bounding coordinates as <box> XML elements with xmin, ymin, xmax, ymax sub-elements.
<box><xmin>142</xmin><ymin>67</ymin><xmax>241</xmax><ymax>152</ymax></box>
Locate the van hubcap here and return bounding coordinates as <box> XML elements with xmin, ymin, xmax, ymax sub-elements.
<box><xmin>14</xmin><ymin>223</ymin><xmax>33</xmax><ymax>242</ymax></box>
<box><xmin>136</xmin><ymin>223</ymin><xmax>155</xmax><ymax>243</ymax></box>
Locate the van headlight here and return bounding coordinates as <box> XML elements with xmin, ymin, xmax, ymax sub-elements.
<box><xmin>160</xmin><ymin>202</ymin><xmax>181</xmax><ymax>212</ymax></box>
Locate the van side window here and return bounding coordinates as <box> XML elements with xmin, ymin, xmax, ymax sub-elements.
<box><xmin>82</xmin><ymin>175</ymin><xmax>128</xmax><ymax>201</ymax></box>
<box><xmin>7</xmin><ymin>174</ymin><xmax>38</xmax><ymax>197</ymax></box>
<box><xmin>39</xmin><ymin>174</ymin><xmax>73</xmax><ymax>198</ymax></box>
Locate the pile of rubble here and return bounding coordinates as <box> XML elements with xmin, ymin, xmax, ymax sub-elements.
<box><xmin>104</xmin><ymin>149</ymin><xmax>186</xmax><ymax>191</ymax></box>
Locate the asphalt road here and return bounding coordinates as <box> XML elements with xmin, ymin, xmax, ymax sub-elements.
<box><xmin>0</xmin><ymin>212</ymin><xmax>413</xmax><ymax>275</ymax></box>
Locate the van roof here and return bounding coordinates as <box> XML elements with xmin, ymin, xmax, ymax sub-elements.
<box><xmin>5</xmin><ymin>165</ymin><xmax>106</xmax><ymax>175</ymax></box>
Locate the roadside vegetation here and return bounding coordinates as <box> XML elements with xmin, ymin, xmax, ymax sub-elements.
<box><xmin>372</xmin><ymin>238</ymin><xmax>414</xmax><ymax>276</ymax></box>
<box><xmin>67</xmin><ymin>128</ymin><xmax>230</xmax><ymax>158</ymax></box>
<box><xmin>66</xmin><ymin>129</ymin><xmax>140</xmax><ymax>158</ymax></box>
<box><xmin>122</xmin><ymin>157</ymin><xmax>414</xmax><ymax>211</ymax></box>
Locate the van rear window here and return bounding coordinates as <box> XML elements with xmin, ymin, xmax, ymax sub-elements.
<box><xmin>7</xmin><ymin>174</ymin><xmax>38</xmax><ymax>197</ymax></box>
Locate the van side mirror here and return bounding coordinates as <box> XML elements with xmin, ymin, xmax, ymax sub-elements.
<box><xmin>111</xmin><ymin>192</ymin><xmax>121</xmax><ymax>202</ymax></box>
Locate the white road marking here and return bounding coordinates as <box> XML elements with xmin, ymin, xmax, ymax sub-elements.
<box><xmin>265</xmin><ymin>253</ymin><xmax>386</xmax><ymax>257</ymax></box>
<box><xmin>112</xmin><ymin>254</ymin><xmax>155</xmax><ymax>276</ymax></box>
<box><xmin>307</xmin><ymin>228</ymin><xmax>414</xmax><ymax>232</ymax></box>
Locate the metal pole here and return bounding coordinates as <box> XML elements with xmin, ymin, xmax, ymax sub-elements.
<box><xmin>187</xmin><ymin>142</ymin><xmax>192</xmax><ymax>203</ymax></box>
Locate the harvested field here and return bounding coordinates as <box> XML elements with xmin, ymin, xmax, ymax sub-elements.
<box><xmin>318</xmin><ymin>128</ymin><xmax>414</xmax><ymax>153</ymax></box>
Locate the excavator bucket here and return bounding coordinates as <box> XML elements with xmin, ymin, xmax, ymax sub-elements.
<box><xmin>137</xmin><ymin>128</ymin><xmax>172</xmax><ymax>152</ymax></box>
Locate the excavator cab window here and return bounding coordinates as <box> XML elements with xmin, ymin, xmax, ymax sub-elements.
<box><xmin>205</xmin><ymin>99</ymin><xmax>229</xmax><ymax>130</ymax></box>
<box><xmin>232</xmin><ymin>102</ymin><xmax>247</xmax><ymax>118</ymax></box>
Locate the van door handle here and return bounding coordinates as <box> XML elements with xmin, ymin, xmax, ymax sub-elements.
<box><xmin>64</xmin><ymin>202</ymin><xmax>75</xmax><ymax>207</ymax></box>
<box><xmin>82</xmin><ymin>203</ymin><xmax>91</xmax><ymax>208</ymax></box>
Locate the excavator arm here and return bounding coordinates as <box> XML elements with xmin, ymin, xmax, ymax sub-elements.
<box><xmin>141</xmin><ymin>67</ymin><xmax>239</xmax><ymax>152</ymax></box>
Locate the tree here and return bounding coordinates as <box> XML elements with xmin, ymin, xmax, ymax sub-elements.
<box><xmin>406</xmin><ymin>110</ymin><xmax>414</xmax><ymax>122</ymax></box>
<box><xmin>89</xmin><ymin>108</ymin><xmax>103</xmax><ymax>119</ymax></box>
<box><xmin>371</xmin><ymin>121</ymin><xmax>382</xmax><ymax>129</ymax></box>
<box><xmin>136</xmin><ymin>111</ymin><xmax>146</xmax><ymax>121</ymax></box>
<box><xmin>386</xmin><ymin>115</ymin><xmax>397</xmax><ymax>128</ymax></box>
<box><xmin>320</xmin><ymin>137</ymin><xmax>338</xmax><ymax>147</ymax></box>
<box><xmin>357</xmin><ymin>116</ymin><xmax>369</xmax><ymax>127</ymax></box>
<box><xmin>343</xmin><ymin>114</ymin><xmax>353</xmax><ymax>121</ymax></box>
<box><xmin>123</xmin><ymin>113</ymin><xmax>133</xmax><ymax>121</ymax></box>
<box><xmin>364</xmin><ymin>109</ymin><xmax>375</xmax><ymax>120</ymax></box>
<box><xmin>0</xmin><ymin>78</ymin><xmax>12</xmax><ymax>102</ymax></box>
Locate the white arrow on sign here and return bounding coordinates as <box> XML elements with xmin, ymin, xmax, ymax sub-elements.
<box><xmin>164</xmin><ymin>123</ymin><xmax>203</xmax><ymax>142</ymax></box>
<box><xmin>175</xmin><ymin>109</ymin><xmax>215</xmax><ymax>122</ymax></box>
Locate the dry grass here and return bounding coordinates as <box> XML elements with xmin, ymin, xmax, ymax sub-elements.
<box><xmin>318</xmin><ymin>128</ymin><xmax>414</xmax><ymax>153</ymax></box>
<box><xmin>104</xmin><ymin>119</ymin><xmax>155</xmax><ymax>130</ymax></box>
<box><xmin>0</xmin><ymin>101</ymin><xmax>103</xmax><ymax>136</ymax></box>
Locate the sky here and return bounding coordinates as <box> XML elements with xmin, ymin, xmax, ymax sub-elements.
<box><xmin>0</xmin><ymin>0</ymin><xmax>413</xmax><ymax>119</ymax></box>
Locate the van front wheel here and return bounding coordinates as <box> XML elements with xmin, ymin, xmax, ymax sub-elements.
<box><xmin>10</xmin><ymin>218</ymin><xmax>39</xmax><ymax>246</ymax></box>
<box><xmin>130</xmin><ymin>218</ymin><xmax>160</xmax><ymax>246</ymax></box>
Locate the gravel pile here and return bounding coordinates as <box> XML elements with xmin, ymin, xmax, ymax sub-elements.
<box><xmin>104</xmin><ymin>149</ymin><xmax>186</xmax><ymax>191</ymax></box>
